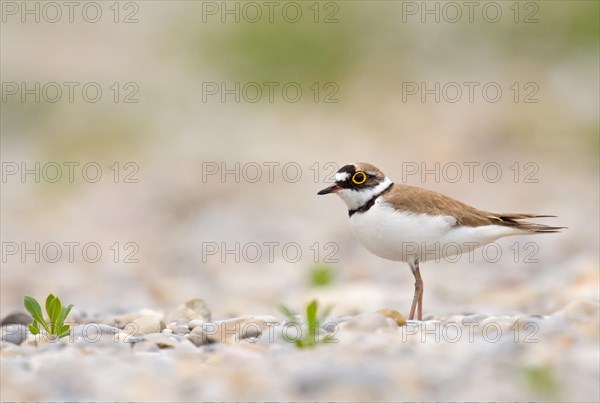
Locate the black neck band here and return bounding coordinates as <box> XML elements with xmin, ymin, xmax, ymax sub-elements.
<box><xmin>348</xmin><ymin>182</ymin><xmax>393</xmax><ymax>217</ymax></box>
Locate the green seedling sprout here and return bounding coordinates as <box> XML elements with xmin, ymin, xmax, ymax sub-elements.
<box><xmin>279</xmin><ymin>299</ymin><xmax>334</xmax><ymax>348</ymax></box>
<box><xmin>24</xmin><ymin>294</ymin><xmax>73</xmax><ymax>338</ymax></box>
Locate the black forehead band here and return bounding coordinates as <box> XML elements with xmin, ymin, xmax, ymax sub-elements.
<box><xmin>338</xmin><ymin>164</ymin><xmax>355</xmax><ymax>174</ymax></box>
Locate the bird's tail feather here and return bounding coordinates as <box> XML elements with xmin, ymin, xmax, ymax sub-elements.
<box><xmin>487</xmin><ymin>213</ymin><xmax>566</xmax><ymax>233</ymax></box>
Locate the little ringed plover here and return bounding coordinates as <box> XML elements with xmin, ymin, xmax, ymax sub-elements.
<box><xmin>317</xmin><ymin>162</ymin><xmax>564</xmax><ymax>320</ymax></box>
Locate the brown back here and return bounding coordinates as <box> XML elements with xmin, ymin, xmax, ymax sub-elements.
<box><xmin>381</xmin><ymin>183</ymin><xmax>564</xmax><ymax>232</ymax></box>
<box><xmin>382</xmin><ymin>184</ymin><xmax>495</xmax><ymax>227</ymax></box>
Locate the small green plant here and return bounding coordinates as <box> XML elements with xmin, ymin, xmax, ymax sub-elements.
<box><xmin>309</xmin><ymin>264</ymin><xmax>335</xmax><ymax>287</ymax></box>
<box><xmin>24</xmin><ymin>294</ymin><xmax>73</xmax><ymax>338</ymax></box>
<box><xmin>279</xmin><ymin>299</ymin><xmax>334</xmax><ymax>348</ymax></box>
<box><xmin>521</xmin><ymin>364</ymin><xmax>561</xmax><ymax>397</ymax></box>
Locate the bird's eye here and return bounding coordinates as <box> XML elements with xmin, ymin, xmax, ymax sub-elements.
<box><xmin>351</xmin><ymin>172</ymin><xmax>367</xmax><ymax>185</ymax></box>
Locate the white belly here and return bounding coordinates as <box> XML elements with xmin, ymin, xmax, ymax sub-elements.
<box><xmin>348</xmin><ymin>200</ymin><xmax>522</xmax><ymax>262</ymax></box>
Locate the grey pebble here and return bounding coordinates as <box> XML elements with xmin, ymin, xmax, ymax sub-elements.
<box><xmin>127</xmin><ymin>316</ymin><xmax>166</xmax><ymax>336</ymax></box>
<box><xmin>213</xmin><ymin>318</ymin><xmax>264</xmax><ymax>339</ymax></box>
<box><xmin>1</xmin><ymin>324</ymin><xmax>28</xmax><ymax>345</ymax></box>
<box><xmin>143</xmin><ymin>332</ymin><xmax>186</xmax><ymax>349</ymax></box>
<box><xmin>164</xmin><ymin>298</ymin><xmax>211</xmax><ymax>323</ymax></box>
<box><xmin>187</xmin><ymin>327</ymin><xmax>216</xmax><ymax>346</ymax></box>
<box><xmin>166</xmin><ymin>318</ymin><xmax>189</xmax><ymax>331</ymax></box>
<box><xmin>186</xmin><ymin>333</ymin><xmax>207</xmax><ymax>347</ymax></box>
<box><xmin>71</xmin><ymin>324</ymin><xmax>120</xmax><ymax>339</ymax></box>
<box><xmin>321</xmin><ymin>319</ymin><xmax>341</xmax><ymax>333</ymax></box>
<box><xmin>174</xmin><ymin>325</ymin><xmax>190</xmax><ymax>335</ymax></box>
<box><xmin>176</xmin><ymin>318</ymin><xmax>190</xmax><ymax>327</ymax></box>
<box><xmin>188</xmin><ymin>319</ymin><xmax>205</xmax><ymax>330</ymax></box>
<box><xmin>1</xmin><ymin>312</ymin><xmax>32</xmax><ymax>326</ymax></box>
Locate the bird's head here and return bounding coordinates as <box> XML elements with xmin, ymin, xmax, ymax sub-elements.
<box><xmin>317</xmin><ymin>162</ymin><xmax>392</xmax><ymax>211</ymax></box>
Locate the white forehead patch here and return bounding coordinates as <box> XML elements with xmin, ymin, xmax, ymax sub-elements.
<box><xmin>335</xmin><ymin>172</ymin><xmax>350</xmax><ymax>182</ymax></box>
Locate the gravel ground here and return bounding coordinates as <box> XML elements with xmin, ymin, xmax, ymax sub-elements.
<box><xmin>1</xmin><ymin>298</ymin><xmax>599</xmax><ymax>402</ymax></box>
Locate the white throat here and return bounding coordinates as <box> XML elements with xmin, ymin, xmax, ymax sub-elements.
<box><xmin>337</xmin><ymin>177</ymin><xmax>393</xmax><ymax>211</ymax></box>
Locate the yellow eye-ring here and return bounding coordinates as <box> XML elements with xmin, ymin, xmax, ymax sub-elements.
<box><xmin>352</xmin><ymin>172</ymin><xmax>367</xmax><ymax>185</ymax></box>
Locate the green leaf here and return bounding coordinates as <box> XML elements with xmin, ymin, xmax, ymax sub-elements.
<box><xmin>50</xmin><ymin>299</ymin><xmax>62</xmax><ymax>334</ymax></box>
<box><xmin>306</xmin><ymin>300</ymin><xmax>319</xmax><ymax>346</ymax></box>
<box><xmin>48</xmin><ymin>295</ymin><xmax>62</xmax><ymax>323</ymax></box>
<box><xmin>56</xmin><ymin>304</ymin><xmax>73</xmax><ymax>327</ymax></box>
<box><xmin>28</xmin><ymin>320</ymin><xmax>40</xmax><ymax>335</ymax></box>
<box><xmin>306</xmin><ymin>300</ymin><xmax>318</xmax><ymax>327</ymax></box>
<box><xmin>24</xmin><ymin>296</ymin><xmax>50</xmax><ymax>333</ymax></box>
<box><xmin>58</xmin><ymin>325</ymin><xmax>71</xmax><ymax>338</ymax></box>
<box><xmin>279</xmin><ymin>300</ymin><xmax>335</xmax><ymax>349</ymax></box>
<box><xmin>278</xmin><ymin>304</ymin><xmax>298</xmax><ymax>322</ymax></box>
<box><xmin>45</xmin><ymin>294</ymin><xmax>56</xmax><ymax>317</ymax></box>
<box><xmin>25</xmin><ymin>296</ymin><xmax>44</xmax><ymax>323</ymax></box>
